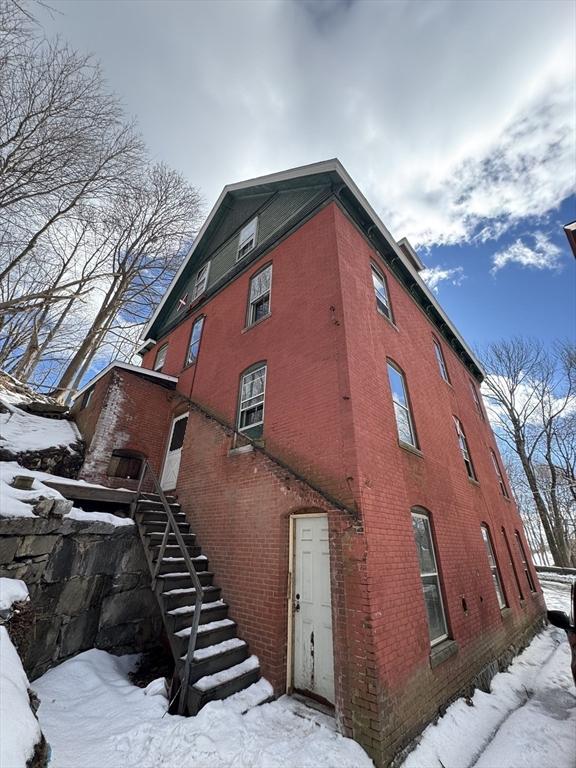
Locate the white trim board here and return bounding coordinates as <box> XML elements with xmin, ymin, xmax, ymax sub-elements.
<box><xmin>73</xmin><ymin>361</ymin><xmax>178</xmax><ymax>400</ymax></box>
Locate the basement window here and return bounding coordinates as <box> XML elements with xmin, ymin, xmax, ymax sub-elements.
<box><xmin>154</xmin><ymin>343</ymin><xmax>168</xmax><ymax>372</ymax></box>
<box><xmin>107</xmin><ymin>449</ymin><xmax>144</xmax><ymax>480</ymax></box>
<box><xmin>237</xmin><ymin>218</ymin><xmax>258</xmax><ymax>261</ymax></box>
<box><xmin>192</xmin><ymin>262</ymin><xmax>210</xmax><ymax>300</ymax></box>
<box><xmin>387</xmin><ymin>361</ymin><xmax>418</xmax><ymax>448</ymax></box>
<box><xmin>248</xmin><ymin>264</ymin><xmax>272</xmax><ymax>326</ymax></box>
<box><xmin>433</xmin><ymin>337</ymin><xmax>450</xmax><ymax>383</ymax></box>
<box><xmin>481</xmin><ymin>524</ymin><xmax>507</xmax><ymax>609</ymax></box>
<box><xmin>371</xmin><ymin>264</ymin><xmax>393</xmax><ymax>321</ymax></box>
<box><xmin>238</xmin><ymin>363</ymin><xmax>266</xmax><ymax>439</ymax></box>
<box><xmin>454</xmin><ymin>416</ymin><xmax>476</xmax><ymax>480</ymax></box>
<box><xmin>411</xmin><ymin>509</ymin><xmax>448</xmax><ymax>645</ymax></box>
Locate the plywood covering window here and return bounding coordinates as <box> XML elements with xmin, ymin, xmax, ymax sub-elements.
<box><xmin>411</xmin><ymin>510</ymin><xmax>448</xmax><ymax>645</ymax></box>
<box><xmin>107</xmin><ymin>450</ymin><xmax>144</xmax><ymax>480</ymax></box>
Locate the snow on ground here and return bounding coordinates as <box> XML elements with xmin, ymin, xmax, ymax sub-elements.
<box><xmin>402</xmin><ymin>579</ymin><xmax>575</xmax><ymax>768</ymax></box>
<box><xmin>34</xmin><ymin>650</ymin><xmax>373</xmax><ymax>768</ymax></box>
<box><xmin>0</xmin><ymin>462</ymin><xmax>132</xmax><ymax>526</ymax></box>
<box><xmin>0</xmin><ymin>401</ymin><xmax>80</xmax><ymax>454</ymax></box>
<box><xmin>0</xmin><ymin>576</ymin><xmax>29</xmax><ymax>610</ymax></box>
<box><xmin>0</xmin><ymin>579</ymin><xmax>42</xmax><ymax>768</ymax></box>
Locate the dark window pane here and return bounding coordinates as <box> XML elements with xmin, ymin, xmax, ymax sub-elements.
<box><xmin>170</xmin><ymin>417</ymin><xmax>188</xmax><ymax>451</ymax></box>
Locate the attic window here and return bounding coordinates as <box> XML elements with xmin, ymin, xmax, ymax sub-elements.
<box><xmin>192</xmin><ymin>262</ymin><xmax>210</xmax><ymax>300</ymax></box>
<box><xmin>237</xmin><ymin>218</ymin><xmax>258</xmax><ymax>261</ymax></box>
<box><xmin>107</xmin><ymin>449</ymin><xmax>144</xmax><ymax>480</ymax></box>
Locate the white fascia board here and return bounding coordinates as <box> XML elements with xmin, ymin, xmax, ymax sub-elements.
<box><xmin>73</xmin><ymin>361</ymin><xmax>178</xmax><ymax>401</ymax></box>
<box><xmin>141</xmin><ymin>158</ymin><xmax>483</xmax><ymax>376</ymax></box>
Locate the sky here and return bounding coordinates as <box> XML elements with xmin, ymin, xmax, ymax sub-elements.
<box><xmin>38</xmin><ymin>0</ymin><xmax>576</xmax><ymax>352</ymax></box>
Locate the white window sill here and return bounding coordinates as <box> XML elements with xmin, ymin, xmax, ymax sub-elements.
<box><xmin>228</xmin><ymin>444</ymin><xmax>255</xmax><ymax>456</ymax></box>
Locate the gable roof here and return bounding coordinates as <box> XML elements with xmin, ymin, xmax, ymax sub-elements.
<box><xmin>142</xmin><ymin>159</ymin><xmax>484</xmax><ymax>379</ymax></box>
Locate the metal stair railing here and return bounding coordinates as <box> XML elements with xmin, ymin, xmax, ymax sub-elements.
<box><xmin>130</xmin><ymin>459</ymin><xmax>204</xmax><ymax>715</ymax></box>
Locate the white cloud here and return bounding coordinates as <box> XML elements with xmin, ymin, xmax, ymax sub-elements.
<box><xmin>420</xmin><ymin>265</ymin><xmax>465</xmax><ymax>293</ymax></box>
<box><xmin>40</xmin><ymin>0</ymin><xmax>576</xmax><ymax>249</ymax></box>
<box><xmin>491</xmin><ymin>232</ymin><xmax>563</xmax><ymax>274</ymax></box>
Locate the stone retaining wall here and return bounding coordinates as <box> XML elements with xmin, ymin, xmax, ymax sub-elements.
<box><xmin>0</xmin><ymin>515</ymin><xmax>163</xmax><ymax>679</ymax></box>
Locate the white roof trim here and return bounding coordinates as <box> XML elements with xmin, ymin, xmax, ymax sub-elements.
<box><xmin>141</xmin><ymin>158</ymin><xmax>483</xmax><ymax>375</ymax></box>
<box><xmin>73</xmin><ymin>361</ymin><xmax>178</xmax><ymax>400</ymax></box>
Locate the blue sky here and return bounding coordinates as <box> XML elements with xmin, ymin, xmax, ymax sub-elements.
<box><xmin>39</xmin><ymin>0</ymin><xmax>575</xmax><ymax>356</ymax></box>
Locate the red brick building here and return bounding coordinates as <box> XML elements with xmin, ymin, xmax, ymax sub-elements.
<box><xmin>73</xmin><ymin>160</ymin><xmax>544</xmax><ymax>765</ymax></box>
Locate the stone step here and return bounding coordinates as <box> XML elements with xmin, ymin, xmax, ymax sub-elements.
<box><xmin>143</xmin><ymin>520</ymin><xmax>190</xmax><ymax>535</ymax></box>
<box><xmin>157</xmin><ymin>555</ymin><xmax>208</xmax><ymax>575</ymax></box>
<box><xmin>180</xmin><ymin>638</ymin><xmax>250</xmax><ymax>684</ymax></box>
<box><xmin>173</xmin><ymin>618</ymin><xmax>237</xmax><ymax>656</ymax></box>
<box><xmin>150</xmin><ymin>544</ymin><xmax>201</xmax><ymax>561</ymax></box>
<box><xmin>165</xmin><ymin>600</ymin><xmax>228</xmax><ymax>634</ymax></box>
<box><xmin>161</xmin><ymin>585</ymin><xmax>222</xmax><ymax>611</ymax></box>
<box><xmin>156</xmin><ymin>570</ymin><xmax>214</xmax><ymax>592</ymax></box>
<box><xmin>186</xmin><ymin>656</ymin><xmax>261</xmax><ymax>716</ymax></box>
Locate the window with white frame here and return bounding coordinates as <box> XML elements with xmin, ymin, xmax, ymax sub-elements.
<box><xmin>238</xmin><ymin>364</ymin><xmax>266</xmax><ymax>438</ymax></box>
<box><xmin>371</xmin><ymin>265</ymin><xmax>393</xmax><ymax>320</ymax></box>
<box><xmin>237</xmin><ymin>218</ymin><xmax>258</xmax><ymax>261</ymax></box>
<box><xmin>470</xmin><ymin>380</ymin><xmax>485</xmax><ymax>420</ymax></box>
<box><xmin>186</xmin><ymin>316</ymin><xmax>204</xmax><ymax>366</ymax></box>
<box><xmin>481</xmin><ymin>525</ymin><xmax>507</xmax><ymax>609</ymax></box>
<box><xmin>502</xmin><ymin>527</ymin><xmax>523</xmax><ymax>601</ymax></box>
<box><xmin>515</xmin><ymin>531</ymin><xmax>536</xmax><ymax>592</ymax></box>
<box><xmin>491</xmin><ymin>449</ymin><xmax>509</xmax><ymax>497</ymax></box>
<box><xmin>433</xmin><ymin>338</ymin><xmax>450</xmax><ymax>383</ymax></box>
<box><xmin>192</xmin><ymin>262</ymin><xmax>210</xmax><ymax>300</ymax></box>
<box><xmin>154</xmin><ymin>344</ymin><xmax>168</xmax><ymax>372</ymax></box>
<box><xmin>454</xmin><ymin>416</ymin><xmax>476</xmax><ymax>480</ymax></box>
<box><xmin>411</xmin><ymin>510</ymin><xmax>448</xmax><ymax>645</ymax></box>
<box><xmin>248</xmin><ymin>264</ymin><xmax>272</xmax><ymax>326</ymax></box>
<box><xmin>387</xmin><ymin>362</ymin><xmax>417</xmax><ymax>448</ymax></box>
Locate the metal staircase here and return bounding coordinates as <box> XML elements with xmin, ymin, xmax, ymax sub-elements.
<box><xmin>131</xmin><ymin>461</ymin><xmax>261</xmax><ymax>715</ymax></box>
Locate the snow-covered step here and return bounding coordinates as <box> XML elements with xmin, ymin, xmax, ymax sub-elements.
<box><xmin>186</xmin><ymin>656</ymin><xmax>261</xmax><ymax>715</ymax></box>
<box><xmin>150</xmin><ymin>543</ymin><xmax>201</xmax><ymax>561</ymax></box>
<box><xmin>156</xmin><ymin>571</ymin><xmax>214</xmax><ymax>592</ymax></box>
<box><xmin>173</xmin><ymin>618</ymin><xmax>237</xmax><ymax>656</ymax></box>
<box><xmin>179</xmin><ymin>639</ymin><xmax>250</xmax><ymax>684</ymax></box>
<box><xmin>158</xmin><ymin>555</ymin><xmax>208</xmax><ymax>574</ymax></box>
<box><xmin>166</xmin><ymin>600</ymin><xmax>228</xmax><ymax>633</ymax></box>
<box><xmin>161</xmin><ymin>584</ymin><xmax>222</xmax><ymax>610</ymax></box>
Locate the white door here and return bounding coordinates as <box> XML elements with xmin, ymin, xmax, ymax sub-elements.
<box><xmin>161</xmin><ymin>413</ymin><xmax>188</xmax><ymax>490</ymax></box>
<box><xmin>293</xmin><ymin>514</ymin><xmax>335</xmax><ymax>704</ymax></box>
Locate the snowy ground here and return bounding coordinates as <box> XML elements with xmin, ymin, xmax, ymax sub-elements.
<box><xmin>27</xmin><ymin>579</ymin><xmax>574</xmax><ymax>768</ymax></box>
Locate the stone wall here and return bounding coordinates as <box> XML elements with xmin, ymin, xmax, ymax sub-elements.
<box><xmin>0</xmin><ymin>514</ymin><xmax>163</xmax><ymax>680</ymax></box>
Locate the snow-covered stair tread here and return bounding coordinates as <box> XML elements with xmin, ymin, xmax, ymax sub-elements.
<box><xmin>186</xmin><ymin>638</ymin><xmax>247</xmax><ymax>662</ymax></box>
<box><xmin>194</xmin><ymin>655</ymin><xmax>260</xmax><ymax>692</ymax></box>
<box><xmin>168</xmin><ymin>600</ymin><xmax>225</xmax><ymax>616</ymax></box>
<box><xmin>217</xmin><ymin>678</ymin><xmax>274</xmax><ymax>715</ymax></box>
<box><xmin>176</xmin><ymin>618</ymin><xmax>235</xmax><ymax>638</ymax></box>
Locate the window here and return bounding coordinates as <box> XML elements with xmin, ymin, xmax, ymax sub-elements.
<box><xmin>248</xmin><ymin>264</ymin><xmax>272</xmax><ymax>326</ymax></box>
<box><xmin>387</xmin><ymin>362</ymin><xmax>418</xmax><ymax>448</ymax></box>
<box><xmin>491</xmin><ymin>449</ymin><xmax>509</xmax><ymax>498</ymax></box>
<box><xmin>502</xmin><ymin>527</ymin><xmax>523</xmax><ymax>601</ymax></box>
<box><xmin>515</xmin><ymin>531</ymin><xmax>536</xmax><ymax>593</ymax></box>
<box><xmin>481</xmin><ymin>525</ymin><xmax>507</xmax><ymax>609</ymax></box>
<box><xmin>371</xmin><ymin>265</ymin><xmax>393</xmax><ymax>320</ymax></box>
<box><xmin>186</xmin><ymin>316</ymin><xmax>204</xmax><ymax>366</ymax></box>
<box><xmin>411</xmin><ymin>510</ymin><xmax>448</xmax><ymax>645</ymax></box>
<box><xmin>238</xmin><ymin>364</ymin><xmax>266</xmax><ymax>438</ymax></box>
<box><xmin>454</xmin><ymin>416</ymin><xmax>476</xmax><ymax>480</ymax></box>
<box><xmin>81</xmin><ymin>389</ymin><xmax>93</xmax><ymax>409</ymax></box>
<box><xmin>237</xmin><ymin>218</ymin><xmax>258</xmax><ymax>261</ymax></box>
<box><xmin>107</xmin><ymin>449</ymin><xmax>144</xmax><ymax>480</ymax></box>
<box><xmin>433</xmin><ymin>338</ymin><xmax>450</xmax><ymax>383</ymax></box>
<box><xmin>154</xmin><ymin>344</ymin><xmax>168</xmax><ymax>372</ymax></box>
<box><xmin>470</xmin><ymin>380</ymin><xmax>485</xmax><ymax>420</ymax></box>
<box><xmin>192</xmin><ymin>262</ymin><xmax>210</xmax><ymax>300</ymax></box>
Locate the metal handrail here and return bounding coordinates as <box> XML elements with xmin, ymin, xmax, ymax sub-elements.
<box><xmin>132</xmin><ymin>459</ymin><xmax>204</xmax><ymax>715</ymax></box>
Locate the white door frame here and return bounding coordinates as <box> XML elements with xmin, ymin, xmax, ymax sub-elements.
<box><xmin>160</xmin><ymin>411</ymin><xmax>189</xmax><ymax>490</ymax></box>
<box><xmin>286</xmin><ymin>512</ymin><xmax>335</xmax><ymax>701</ymax></box>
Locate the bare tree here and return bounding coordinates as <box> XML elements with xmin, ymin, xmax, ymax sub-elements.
<box><xmin>481</xmin><ymin>338</ymin><xmax>575</xmax><ymax>567</ymax></box>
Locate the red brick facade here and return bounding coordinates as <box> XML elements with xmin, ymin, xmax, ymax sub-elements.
<box><xmin>75</xmin><ymin>196</ymin><xmax>544</xmax><ymax>765</ymax></box>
